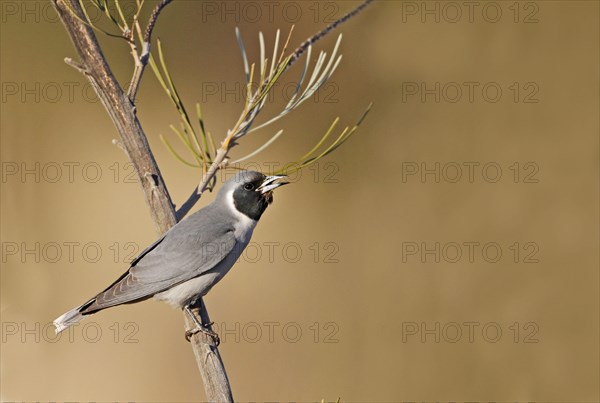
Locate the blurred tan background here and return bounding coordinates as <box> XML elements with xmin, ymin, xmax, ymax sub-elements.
<box><xmin>1</xmin><ymin>0</ymin><xmax>599</xmax><ymax>401</ymax></box>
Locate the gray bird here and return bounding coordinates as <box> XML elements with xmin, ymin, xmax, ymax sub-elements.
<box><xmin>53</xmin><ymin>171</ymin><xmax>288</xmax><ymax>339</ymax></box>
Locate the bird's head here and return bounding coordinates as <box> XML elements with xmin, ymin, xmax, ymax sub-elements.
<box><xmin>218</xmin><ymin>170</ymin><xmax>289</xmax><ymax>221</ymax></box>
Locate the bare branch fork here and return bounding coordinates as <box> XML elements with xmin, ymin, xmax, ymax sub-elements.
<box><xmin>127</xmin><ymin>0</ymin><xmax>173</xmax><ymax>100</ymax></box>
<box><xmin>51</xmin><ymin>0</ymin><xmax>373</xmax><ymax>401</ymax></box>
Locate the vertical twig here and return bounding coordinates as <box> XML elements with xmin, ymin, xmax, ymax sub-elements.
<box><xmin>186</xmin><ymin>299</ymin><xmax>234</xmax><ymax>399</ymax></box>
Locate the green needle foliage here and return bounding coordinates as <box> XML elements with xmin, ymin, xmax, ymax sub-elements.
<box><xmin>152</xmin><ymin>26</ymin><xmax>372</xmax><ymax>178</ymax></box>
<box><xmin>150</xmin><ymin>39</ymin><xmax>216</xmax><ymax>172</ymax></box>
<box><xmin>61</xmin><ymin>1</ymin><xmax>372</xmax><ymax>182</ymax></box>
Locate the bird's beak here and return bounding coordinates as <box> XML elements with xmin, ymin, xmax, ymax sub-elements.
<box><xmin>258</xmin><ymin>175</ymin><xmax>289</xmax><ymax>194</ymax></box>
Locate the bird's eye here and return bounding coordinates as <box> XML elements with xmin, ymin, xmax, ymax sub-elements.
<box><xmin>244</xmin><ymin>183</ymin><xmax>255</xmax><ymax>191</ymax></box>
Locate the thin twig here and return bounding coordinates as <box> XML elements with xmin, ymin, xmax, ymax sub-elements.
<box><xmin>286</xmin><ymin>0</ymin><xmax>374</xmax><ymax>70</ymax></box>
<box><xmin>145</xmin><ymin>0</ymin><xmax>172</xmax><ymax>43</ymax></box>
<box><xmin>64</xmin><ymin>57</ymin><xmax>88</xmax><ymax>74</ymax></box>
<box><xmin>128</xmin><ymin>0</ymin><xmax>173</xmax><ymax>101</ymax></box>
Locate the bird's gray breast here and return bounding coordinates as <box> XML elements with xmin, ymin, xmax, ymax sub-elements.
<box><xmin>153</xmin><ymin>204</ymin><xmax>257</xmax><ymax>307</ymax></box>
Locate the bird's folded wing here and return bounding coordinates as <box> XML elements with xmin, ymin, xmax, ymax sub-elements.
<box><xmin>84</xmin><ymin>222</ymin><xmax>237</xmax><ymax>312</ymax></box>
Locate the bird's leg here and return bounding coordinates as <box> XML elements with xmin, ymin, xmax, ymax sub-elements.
<box><xmin>183</xmin><ymin>304</ymin><xmax>220</xmax><ymax>346</ymax></box>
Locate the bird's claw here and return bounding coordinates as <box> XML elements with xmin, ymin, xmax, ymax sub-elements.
<box><xmin>185</xmin><ymin>322</ymin><xmax>220</xmax><ymax>346</ymax></box>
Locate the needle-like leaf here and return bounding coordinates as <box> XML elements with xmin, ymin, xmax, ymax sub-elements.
<box><xmin>236</xmin><ymin>27</ymin><xmax>250</xmax><ymax>83</ymax></box>
<box><xmin>231</xmin><ymin>130</ymin><xmax>284</xmax><ymax>164</ymax></box>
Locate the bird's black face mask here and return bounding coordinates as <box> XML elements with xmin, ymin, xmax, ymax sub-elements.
<box><xmin>232</xmin><ymin>174</ymin><xmax>289</xmax><ymax>221</ymax></box>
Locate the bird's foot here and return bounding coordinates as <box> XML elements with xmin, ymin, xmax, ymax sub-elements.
<box><xmin>183</xmin><ymin>303</ymin><xmax>220</xmax><ymax>346</ymax></box>
<box><xmin>185</xmin><ymin>322</ymin><xmax>220</xmax><ymax>346</ymax></box>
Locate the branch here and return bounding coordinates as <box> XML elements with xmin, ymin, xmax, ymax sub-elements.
<box><xmin>51</xmin><ymin>1</ymin><xmax>232</xmax><ymax>401</ymax></box>
<box><xmin>186</xmin><ymin>299</ymin><xmax>234</xmax><ymax>399</ymax></box>
<box><xmin>53</xmin><ymin>0</ymin><xmax>177</xmax><ymax>233</ymax></box>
